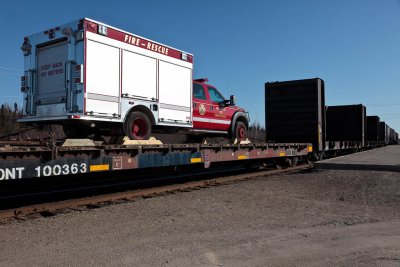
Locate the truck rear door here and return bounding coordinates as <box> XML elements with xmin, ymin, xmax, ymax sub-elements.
<box><xmin>36</xmin><ymin>39</ymin><xmax>69</xmax><ymax>116</ymax></box>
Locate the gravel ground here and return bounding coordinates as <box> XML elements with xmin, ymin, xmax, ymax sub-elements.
<box><xmin>1</xmin><ymin>168</ymin><xmax>400</xmax><ymax>266</ymax></box>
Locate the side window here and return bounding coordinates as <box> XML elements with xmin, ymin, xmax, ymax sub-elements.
<box><xmin>208</xmin><ymin>87</ymin><xmax>225</xmax><ymax>103</ymax></box>
<box><xmin>193</xmin><ymin>83</ymin><xmax>207</xmax><ymax>100</ymax></box>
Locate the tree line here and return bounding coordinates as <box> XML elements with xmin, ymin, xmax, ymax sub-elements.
<box><xmin>0</xmin><ymin>103</ymin><xmax>62</xmax><ymax>140</ymax></box>
<box><xmin>0</xmin><ymin>103</ymin><xmax>25</xmax><ymax>137</ymax></box>
<box><xmin>247</xmin><ymin>121</ymin><xmax>266</xmax><ymax>142</ymax></box>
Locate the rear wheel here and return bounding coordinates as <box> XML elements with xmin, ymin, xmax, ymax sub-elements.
<box><xmin>124</xmin><ymin>111</ymin><xmax>151</xmax><ymax>140</ymax></box>
<box><xmin>233</xmin><ymin>121</ymin><xmax>248</xmax><ymax>141</ymax></box>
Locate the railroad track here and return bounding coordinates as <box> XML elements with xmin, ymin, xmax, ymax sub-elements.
<box><xmin>0</xmin><ymin>163</ymin><xmax>312</xmax><ymax>221</ymax></box>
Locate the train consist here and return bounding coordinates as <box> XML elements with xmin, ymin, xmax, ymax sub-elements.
<box><xmin>0</xmin><ymin>19</ymin><xmax>397</xmax><ymax>186</ymax></box>
<box><xmin>1</xmin><ymin>18</ymin><xmax>315</xmax><ymax>184</ymax></box>
<box><xmin>265</xmin><ymin>78</ymin><xmax>398</xmax><ymax>160</ymax></box>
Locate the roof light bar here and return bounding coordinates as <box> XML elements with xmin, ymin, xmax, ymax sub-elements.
<box><xmin>194</xmin><ymin>78</ymin><xmax>208</xmax><ymax>83</ymax></box>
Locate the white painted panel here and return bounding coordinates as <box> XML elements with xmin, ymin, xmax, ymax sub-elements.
<box><xmin>86</xmin><ymin>99</ymin><xmax>119</xmax><ymax>115</ymax></box>
<box><xmin>122</xmin><ymin>50</ymin><xmax>157</xmax><ymax>99</ymax></box>
<box><xmin>86</xmin><ymin>40</ymin><xmax>120</xmax><ymax>97</ymax></box>
<box><xmin>158</xmin><ymin>108</ymin><xmax>191</xmax><ymax>125</ymax></box>
<box><xmin>159</xmin><ymin>61</ymin><xmax>191</xmax><ymax>108</ymax></box>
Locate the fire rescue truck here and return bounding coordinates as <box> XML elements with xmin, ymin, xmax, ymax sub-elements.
<box><xmin>19</xmin><ymin>18</ymin><xmax>249</xmax><ymax>141</ymax></box>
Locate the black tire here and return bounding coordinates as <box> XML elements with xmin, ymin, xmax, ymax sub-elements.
<box><xmin>124</xmin><ymin>111</ymin><xmax>151</xmax><ymax>140</ymax></box>
<box><xmin>233</xmin><ymin>121</ymin><xmax>248</xmax><ymax>141</ymax></box>
<box><xmin>274</xmin><ymin>158</ymin><xmax>286</xmax><ymax>169</ymax></box>
<box><xmin>287</xmin><ymin>157</ymin><xmax>298</xmax><ymax>167</ymax></box>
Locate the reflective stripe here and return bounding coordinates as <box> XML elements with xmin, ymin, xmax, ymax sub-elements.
<box><xmin>160</xmin><ymin>103</ymin><xmax>191</xmax><ymax>112</ymax></box>
<box><xmin>193</xmin><ymin>117</ymin><xmax>231</xmax><ymax>125</ymax></box>
<box><xmin>87</xmin><ymin>93</ymin><xmax>119</xmax><ymax>102</ymax></box>
<box><xmin>192</xmin><ymin>117</ymin><xmax>208</xmax><ymax>122</ymax></box>
<box><xmin>90</xmin><ymin>164</ymin><xmax>110</xmax><ymax>172</ymax></box>
<box><xmin>209</xmin><ymin>118</ymin><xmax>230</xmax><ymax>125</ymax></box>
<box><xmin>190</xmin><ymin>157</ymin><xmax>202</xmax><ymax>163</ymax></box>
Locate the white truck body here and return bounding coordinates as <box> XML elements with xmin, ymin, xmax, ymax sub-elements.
<box><xmin>19</xmin><ymin>18</ymin><xmax>194</xmax><ymax>129</ymax></box>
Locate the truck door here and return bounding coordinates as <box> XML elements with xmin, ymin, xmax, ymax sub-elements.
<box><xmin>207</xmin><ymin>86</ymin><xmax>230</xmax><ymax>131</ymax></box>
<box><xmin>192</xmin><ymin>83</ymin><xmax>211</xmax><ymax>129</ymax></box>
<box><xmin>36</xmin><ymin>39</ymin><xmax>69</xmax><ymax>116</ymax></box>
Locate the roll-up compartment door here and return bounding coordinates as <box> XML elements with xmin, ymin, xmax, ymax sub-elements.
<box><xmin>122</xmin><ymin>50</ymin><xmax>157</xmax><ymax>100</ymax></box>
<box><xmin>158</xmin><ymin>61</ymin><xmax>192</xmax><ymax>125</ymax></box>
<box><xmin>86</xmin><ymin>40</ymin><xmax>120</xmax><ymax>116</ymax></box>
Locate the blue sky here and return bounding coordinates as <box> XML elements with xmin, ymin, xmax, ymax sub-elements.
<box><xmin>0</xmin><ymin>0</ymin><xmax>399</xmax><ymax>131</ymax></box>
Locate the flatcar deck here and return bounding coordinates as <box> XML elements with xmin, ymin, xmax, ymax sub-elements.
<box><xmin>0</xmin><ymin>140</ymin><xmax>312</xmax><ymax>181</ymax></box>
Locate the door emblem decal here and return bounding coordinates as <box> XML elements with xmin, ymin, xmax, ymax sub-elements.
<box><xmin>199</xmin><ymin>104</ymin><xmax>206</xmax><ymax>115</ymax></box>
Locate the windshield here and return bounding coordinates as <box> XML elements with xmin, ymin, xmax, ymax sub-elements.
<box><xmin>208</xmin><ymin>86</ymin><xmax>225</xmax><ymax>103</ymax></box>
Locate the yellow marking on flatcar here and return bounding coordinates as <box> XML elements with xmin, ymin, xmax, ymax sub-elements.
<box><xmin>191</xmin><ymin>158</ymin><xmax>202</xmax><ymax>163</ymax></box>
<box><xmin>90</xmin><ymin>164</ymin><xmax>110</xmax><ymax>172</ymax></box>
<box><xmin>279</xmin><ymin>152</ymin><xmax>286</xmax><ymax>157</ymax></box>
<box><xmin>308</xmin><ymin>146</ymin><xmax>313</xmax><ymax>152</ymax></box>
<box><xmin>238</xmin><ymin>155</ymin><xmax>249</xmax><ymax>160</ymax></box>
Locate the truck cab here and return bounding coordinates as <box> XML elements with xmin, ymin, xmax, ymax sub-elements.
<box><xmin>192</xmin><ymin>79</ymin><xmax>249</xmax><ymax>141</ymax></box>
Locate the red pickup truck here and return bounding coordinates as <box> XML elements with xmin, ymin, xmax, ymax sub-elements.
<box><xmin>191</xmin><ymin>78</ymin><xmax>249</xmax><ymax>141</ymax></box>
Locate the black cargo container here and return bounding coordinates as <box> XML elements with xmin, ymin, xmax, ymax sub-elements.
<box><xmin>326</xmin><ymin>104</ymin><xmax>366</xmax><ymax>147</ymax></box>
<box><xmin>265</xmin><ymin>78</ymin><xmax>325</xmax><ymax>151</ymax></box>
<box><xmin>379</xmin><ymin>122</ymin><xmax>388</xmax><ymax>144</ymax></box>
<box><xmin>366</xmin><ymin>116</ymin><xmax>380</xmax><ymax>144</ymax></box>
<box><xmin>389</xmin><ymin>128</ymin><xmax>393</xmax><ymax>144</ymax></box>
<box><xmin>389</xmin><ymin>127</ymin><xmax>397</xmax><ymax>144</ymax></box>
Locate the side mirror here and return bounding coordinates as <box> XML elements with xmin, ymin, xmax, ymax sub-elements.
<box><xmin>230</xmin><ymin>95</ymin><xmax>236</xmax><ymax>106</ymax></box>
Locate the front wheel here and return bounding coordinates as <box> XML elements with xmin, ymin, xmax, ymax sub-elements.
<box><xmin>124</xmin><ymin>111</ymin><xmax>151</xmax><ymax>140</ymax></box>
<box><xmin>233</xmin><ymin>121</ymin><xmax>248</xmax><ymax>142</ymax></box>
